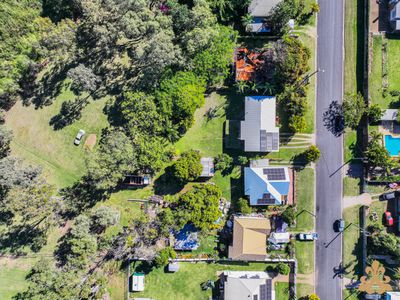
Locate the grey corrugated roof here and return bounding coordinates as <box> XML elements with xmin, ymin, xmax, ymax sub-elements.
<box><xmin>381</xmin><ymin>109</ymin><xmax>398</xmax><ymax>121</ymax></box>
<box><xmin>248</xmin><ymin>0</ymin><xmax>282</xmax><ymax>17</ymax></box>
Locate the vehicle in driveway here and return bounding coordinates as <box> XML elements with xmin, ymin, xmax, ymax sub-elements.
<box><xmin>297</xmin><ymin>233</ymin><xmax>318</xmax><ymax>241</ymax></box>
<box><xmin>74</xmin><ymin>129</ymin><xmax>86</xmax><ymax>145</ymax></box>
<box><xmin>335</xmin><ymin>219</ymin><xmax>345</xmax><ymax>232</ymax></box>
<box><xmin>384</xmin><ymin>211</ymin><xmax>394</xmax><ymax>227</ymax></box>
<box><xmin>380</xmin><ymin>191</ymin><xmax>399</xmax><ymax>201</ymax></box>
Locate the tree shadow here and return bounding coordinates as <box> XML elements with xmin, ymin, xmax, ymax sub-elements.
<box><xmin>153</xmin><ymin>166</ymin><xmax>184</xmax><ymax>196</ymax></box>
<box><xmin>60</xmin><ymin>177</ymin><xmax>110</xmax><ymax>217</ymax></box>
<box><xmin>322</xmin><ymin>100</ymin><xmax>345</xmax><ymax>137</ymax></box>
<box><xmin>49</xmin><ymin>96</ymin><xmax>90</xmax><ymax>130</ymax></box>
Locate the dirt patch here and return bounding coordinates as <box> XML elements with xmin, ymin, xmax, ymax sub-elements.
<box><xmin>84</xmin><ymin>134</ymin><xmax>97</xmax><ymax>150</ymax></box>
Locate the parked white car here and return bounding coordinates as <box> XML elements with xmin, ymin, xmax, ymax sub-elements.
<box><xmin>74</xmin><ymin>129</ymin><xmax>86</xmax><ymax>145</ymax></box>
<box><xmin>297</xmin><ymin>233</ymin><xmax>318</xmax><ymax>241</ymax></box>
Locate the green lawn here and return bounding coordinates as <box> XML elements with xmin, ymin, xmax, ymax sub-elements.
<box><xmin>344</xmin><ymin>0</ymin><xmax>363</xmax><ymax>94</ymax></box>
<box><xmin>387</xmin><ymin>38</ymin><xmax>400</xmax><ymax>94</ymax></box>
<box><xmin>370</xmin><ymin>35</ymin><xmax>386</xmax><ymax>107</ymax></box>
<box><xmin>297</xmin><ymin>283</ymin><xmax>314</xmax><ymax>299</ymax></box>
<box><xmin>344</xmin><ymin>177</ymin><xmax>361</xmax><ymax>196</ymax></box>
<box><xmin>275</xmin><ymin>281</ymin><xmax>290</xmax><ymax>300</ymax></box>
<box><xmin>130</xmin><ymin>261</ymin><xmax>286</xmax><ymax>300</ymax></box>
<box><xmin>344</xmin><ymin>130</ymin><xmax>358</xmax><ymax>162</ymax></box>
<box><xmin>295</xmin><ymin>241</ymin><xmax>314</xmax><ymax>274</ymax></box>
<box><xmin>295</xmin><ymin>168</ymin><xmax>315</xmax><ymax>231</ymax></box>
<box><xmin>343</xmin><ymin>205</ymin><xmax>362</xmax><ymax>278</ymax></box>
<box><xmin>5</xmin><ymin>84</ymin><xmax>109</xmax><ymax>188</ymax></box>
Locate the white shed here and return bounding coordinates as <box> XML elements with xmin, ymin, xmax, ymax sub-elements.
<box><xmin>131</xmin><ymin>273</ymin><xmax>145</xmax><ymax>292</ymax></box>
<box><xmin>268</xmin><ymin>232</ymin><xmax>290</xmax><ymax>244</ymax></box>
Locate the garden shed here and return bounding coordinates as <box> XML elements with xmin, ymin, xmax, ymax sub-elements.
<box><xmin>168</xmin><ymin>262</ymin><xmax>180</xmax><ymax>273</ymax></box>
<box><xmin>131</xmin><ymin>273</ymin><xmax>145</xmax><ymax>292</ymax></box>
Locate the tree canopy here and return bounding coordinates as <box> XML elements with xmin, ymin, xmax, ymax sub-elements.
<box><xmin>173</xmin><ymin>150</ymin><xmax>203</xmax><ymax>182</ymax></box>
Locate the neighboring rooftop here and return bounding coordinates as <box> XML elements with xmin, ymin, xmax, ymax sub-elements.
<box><xmin>381</xmin><ymin>109</ymin><xmax>399</xmax><ymax>121</ymax></box>
<box><xmin>228</xmin><ymin>216</ymin><xmax>270</xmax><ymax>260</ymax></box>
<box><xmin>268</xmin><ymin>232</ymin><xmax>290</xmax><ymax>244</ymax></box>
<box><xmin>173</xmin><ymin>224</ymin><xmax>199</xmax><ymax>251</ymax></box>
<box><xmin>244</xmin><ymin>166</ymin><xmax>290</xmax><ymax>205</ymax></box>
<box><xmin>240</xmin><ymin>96</ymin><xmax>279</xmax><ymax>152</ymax></box>
<box><xmin>200</xmin><ymin>157</ymin><xmax>215</xmax><ymax>177</ymax></box>
<box><xmin>386</xmin><ymin>292</ymin><xmax>400</xmax><ymax>300</ymax></box>
<box><xmin>223</xmin><ymin>271</ymin><xmax>274</xmax><ymax>300</ymax></box>
<box><xmin>249</xmin><ymin>0</ymin><xmax>282</xmax><ymax>17</ymax></box>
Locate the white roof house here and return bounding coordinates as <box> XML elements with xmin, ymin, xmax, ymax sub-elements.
<box><xmin>381</xmin><ymin>109</ymin><xmax>398</xmax><ymax>121</ymax></box>
<box><xmin>223</xmin><ymin>271</ymin><xmax>275</xmax><ymax>300</ymax></box>
<box><xmin>268</xmin><ymin>232</ymin><xmax>290</xmax><ymax>244</ymax></box>
<box><xmin>131</xmin><ymin>273</ymin><xmax>145</xmax><ymax>292</ymax></box>
<box><xmin>240</xmin><ymin>96</ymin><xmax>279</xmax><ymax>152</ymax></box>
<box><xmin>386</xmin><ymin>292</ymin><xmax>400</xmax><ymax>300</ymax></box>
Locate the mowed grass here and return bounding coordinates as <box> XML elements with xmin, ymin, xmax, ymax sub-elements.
<box><xmin>295</xmin><ymin>241</ymin><xmax>314</xmax><ymax>274</ymax></box>
<box><xmin>274</xmin><ymin>281</ymin><xmax>290</xmax><ymax>300</ymax></box>
<box><xmin>130</xmin><ymin>261</ymin><xmax>281</xmax><ymax>300</ymax></box>
<box><xmin>297</xmin><ymin>283</ymin><xmax>314</xmax><ymax>299</ymax></box>
<box><xmin>370</xmin><ymin>35</ymin><xmax>386</xmax><ymax>107</ymax></box>
<box><xmin>343</xmin><ymin>205</ymin><xmax>362</xmax><ymax>278</ymax></box>
<box><xmin>295</xmin><ymin>168</ymin><xmax>315</xmax><ymax>231</ymax></box>
<box><xmin>387</xmin><ymin>38</ymin><xmax>400</xmax><ymax>93</ymax></box>
<box><xmin>343</xmin><ymin>176</ymin><xmax>361</xmax><ymax>196</ymax></box>
<box><xmin>5</xmin><ymin>84</ymin><xmax>109</xmax><ymax>188</ymax></box>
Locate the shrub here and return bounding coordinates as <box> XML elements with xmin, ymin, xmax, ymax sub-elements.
<box><xmin>281</xmin><ymin>206</ymin><xmax>296</xmax><ymax>225</ymax></box>
<box><xmin>308</xmin><ymin>294</ymin><xmax>320</xmax><ymax>300</ymax></box>
<box><xmin>236</xmin><ymin>198</ymin><xmax>252</xmax><ymax>214</ymax></box>
<box><xmin>303</xmin><ymin>145</ymin><xmax>321</xmax><ymax>163</ymax></box>
<box><xmin>276</xmin><ymin>263</ymin><xmax>290</xmax><ymax>275</ymax></box>
<box><xmin>238</xmin><ymin>156</ymin><xmax>248</xmax><ymax>166</ymax></box>
<box><xmin>367</xmin><ymin>104</ymin><xmax>383</xmax><ymax>124</ymax></box>
<box><xmin>173</xmin><ymin>150</ymin><xmax>203</xmax><ymax>182</ymax></box>
<box><xmin>214</xmin><ymin>153</ymin><xmax>233</xmax><ymax>172</ymax></box>
<box><xmin>154</xmin><ymin>247</ymin><xmax>176</xmax><ymax>268</ymax></box>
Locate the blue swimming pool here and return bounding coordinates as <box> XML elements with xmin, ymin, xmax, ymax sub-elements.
<box><xmin>385</xmin><ymin>135</ymin><xmax>400</xmax><ymax>157</ymax></box>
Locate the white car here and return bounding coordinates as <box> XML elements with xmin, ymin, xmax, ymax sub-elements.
<box><xmin>297</xmin><ymin>233</ymin><xmax>318</xmax><ymax>241</ymax></box>
<box><xmin>74</xmin><ymin>129</ymin><xmax>86</xmax><ymax>145</ymax></box>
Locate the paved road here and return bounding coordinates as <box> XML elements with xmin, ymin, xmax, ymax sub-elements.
<box><xmin>315</xmin><ymin>0</ymin><xmax>344</xmax><ymax>299</ymax></box>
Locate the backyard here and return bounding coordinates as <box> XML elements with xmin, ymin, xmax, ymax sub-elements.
<box><xmin>129</xmin><ymin>261</ymin><xmax>289</xmax><ymax>300</ymax></box>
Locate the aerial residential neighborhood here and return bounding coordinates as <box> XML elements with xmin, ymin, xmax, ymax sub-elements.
<box><xmin>2</xmin><ymin>0</ymin><xmax>400</xmax><ymax>299</ymax></box>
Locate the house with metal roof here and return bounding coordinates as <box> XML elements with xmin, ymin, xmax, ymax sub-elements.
<box><xmin>244</xmin><ymin>166</ymin><xmax>290</xmax><ymax>205</ymax></box>
<box><xmin>200</xmin><ymin>157</ymin><xmax>215</xmax><ymax>177</ymax></box>
<box><xmin>240</xmin><ymin>96</ymin><xmax>279</xmax><ymax>152</ymax></box>
<box><xmin>228</xmin><ymin>216</ymin><xmax>270</xmax><ymax>260</ymax></box>
<box><xmin>222</xmin><ymin>271</ymin><xmax>275</xmax><ymax>300</ymax></box>
<box><xmin>247</xmin><ymin>0</ymin><xmax>282</xmax><ymax>32</ymax></box>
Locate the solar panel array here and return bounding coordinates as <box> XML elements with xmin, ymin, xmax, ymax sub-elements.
<box><xmin>263</xmin><ymin>168</ymin><xmax>286</xmax><ymax>180</ymax></box>
<box><xmin>260</xmin><ymin>130</ymin><xmax>279</xmax><ymax>152</ymax></box>
<box><xmin>259</xmin><ymin>279</ymin><xmax>272</xmax><ymax>300</ymax></box>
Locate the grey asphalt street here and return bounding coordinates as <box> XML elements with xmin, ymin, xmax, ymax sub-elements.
<box><xmin>315</xmin><ymin>0</ymin><xmax>344</xmax><ymax>299</ymax></box>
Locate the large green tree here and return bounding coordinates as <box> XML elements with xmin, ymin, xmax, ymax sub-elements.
<box><xmin>86</xmin><ymin>129</ymin><xmax>136</xmax><ymax>190</ymax></box>
<box><xmin>173</xmin><ymin>150</ymin><xmax>203</xmax><ymax>182</ymax></box>
<box><xmin>342</xmin><ymin>93</ymin><xmax>365</xmax><ymax>129</ymax></box>
<box><xmin>178</xmin><ymin>184</ymin><xmax>222</xmax><ymax>230</ymax></box>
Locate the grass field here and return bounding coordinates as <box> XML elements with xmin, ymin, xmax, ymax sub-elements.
<box><xmin>343</xmin><ymin>205</ymin><xmax>362</xmax><ymax>278</ymax></box>
<box><xmin>370</xmin><ymin>35</ymin><xmax>385</xmax><ymax>107</ymax></box>
<box><xmin>130</xmin><ymin>261</ymin><xmax>287</xmax><ymax>300</ymax></box>
<box><xmin>295</xmin><ymin>168</ymin><xmax>315</xmax><ymax>231</ymax></box>
<box><xmin>344</xmin><ymin>177</ymin><xmax>361</xmax><ymax>196</ymax></box>
<box><xmin>5</xmin><ymin>84</ymin><xmax>109</xmax><ymax>188</ymax></box>
<box><xmin>275</xmin><ymin>281</ymin><xmax>290</xmax><ymax>300</ymax></box>
<box><xmin>297</xmin><ymin>283</ymin><xmax>314</xmax><ymax>299</ymax></box>
<box><xmin>387</xmin><ymin>38</ymin><xmax>400</xmax><ymax>94</ymax></box>
<box><xmin>295</xmin><ymin>241</ymin><xmax>314</xmax><ymax>274</ymax></box>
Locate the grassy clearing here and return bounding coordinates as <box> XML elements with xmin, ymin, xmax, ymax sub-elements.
<box><xmin>295</xmin><ymin>168</ymin><xmax>315</xmax><ymax>231</ymax></box>
<box><xmin>387</xmin><ymin>38</ymin><xmax>400</xmax><ymax>94</ymax></box>
<box><xmin>370</xmin><ymin>35</ymin><xmax>385</xmax><ymax>107</ymax></box>
<box><xmin>5</xmin><ymin>84</ymin><xmax>109</xmax><ymax>188</ymax></box>
<box><xmin>275</xmin><ymin>281</ymin><xmax>290</xmax><ymax>300</ymax></box>
<box><xmin>343</xmin><ymin>205</ymin><xmax>362</xmax><ymax>278</ymax></box>
<box><xmin>130</xmin><ymin>261</ymin><xmax>281</xmax><ymax>300</ymax></box>
<box><xmin>344</xmin><ymin>177</ymin><xmax>361</xmax><ymax>196</ymax></box>
<box><xmin>344</xmin><ymin>130</ymin><xmax>358</xmax><ymax>162</ymax></box>
<box><xmin>297</xmin><ymin>283</ymin><xmax>314</xmax><ymax>299</ymax></box>
<box><xmin>295</xmin><ymin>241</ymin><xmax>314</xmax><ymax>274</ymax></box>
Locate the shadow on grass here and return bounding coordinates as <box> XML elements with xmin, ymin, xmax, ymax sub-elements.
<box><xmin>153</xmin><ymin>166</ymin><xmax>184</xmax><ymax>195</ymax></box>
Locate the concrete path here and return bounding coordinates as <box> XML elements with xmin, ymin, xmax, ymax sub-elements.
<box><xmin>343</xmin><ymin>193</ymin><xmax>373</xmax><ymax>209</ymax></box>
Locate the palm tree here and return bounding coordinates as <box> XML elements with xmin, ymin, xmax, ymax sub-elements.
<box><xmin>241</xmin><ymin>13</ymin><xmax>253</xmax><ymax>29</ymax></box>
<box><xmin>369</xmin><ymin>131</ymin><xmax>382</xmax><ymax>144</ymax></box>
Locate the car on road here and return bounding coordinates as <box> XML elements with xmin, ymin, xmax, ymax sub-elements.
<box><xmin>384</xmin><ymin>211</ymin><xmax>394</xmax><ymax>227</ymax></box>
<box><xmin>380</xmin><ymin>191</ymin><xmax>400</xmax><ymax>201</ymax></box>
<box><xmin>74</xmin><ymin>129</ymin><xmax>86</xmax><ymax>145</ymax></box>
<box><xmin>335</xmin><ymin>219</ymin><xmax>345</xmax><ymax>232</ymax></box>
<box><xmin>297</xmin><ymin>233</ymin><xmax>318</xmax><ymax>241</ymax></box>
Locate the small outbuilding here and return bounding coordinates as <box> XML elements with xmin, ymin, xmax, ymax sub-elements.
<box><xmin>131</xmin><ymin>273</ymin><xmax>145</xmax><ymax>292</ymax></box>
<box><xmin>268</xmin><ymin>232</ymin><xmax>290</xmax><ymax>245</ymax></box>
<box><xmin>168</xmin><ymin>262</ymin><xmax>180</xmax><ymax>273</ymax></box>
<box><xmin>200</xmin><ymin>157</ymin><xmax>215</xmax><ymax>177</ymax></box>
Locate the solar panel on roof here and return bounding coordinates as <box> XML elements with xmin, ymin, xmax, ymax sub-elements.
<box><xmin>263</xmin><ymin>168</ymin><xmax>286</xmax><ymax>180</ymax></box>
<box><xmin>259</xmin><ymin>279</ymin><xmax>272</xmax><ymax>300</ymax></box>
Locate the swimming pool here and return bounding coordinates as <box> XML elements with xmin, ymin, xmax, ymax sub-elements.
<box><xmin>384</xmin><ymin>135</ymin><xmax>400</xmax><ymax>157</ymax></box>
